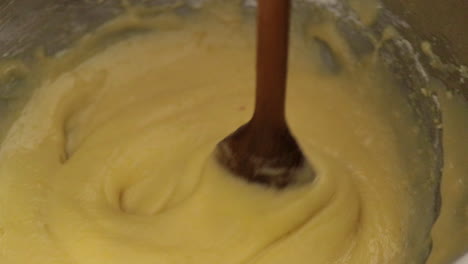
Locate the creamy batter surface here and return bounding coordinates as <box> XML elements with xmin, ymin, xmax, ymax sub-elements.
<box><xmin>0</xmin><ymin>3</ymin><xmax>453</xmax><ymax>264</ymax></box>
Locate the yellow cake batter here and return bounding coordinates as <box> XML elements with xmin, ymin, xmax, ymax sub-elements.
<box><xmin>0</xmin><ymin>2</ymin><xmax>465</xmax><ymax>264</ymax></box>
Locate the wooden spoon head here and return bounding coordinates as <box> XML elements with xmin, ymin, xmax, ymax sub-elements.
<box><xmin>215</xmin><ymin>122</ymin><xmax>315</xmax><ymax>188</ymax></box>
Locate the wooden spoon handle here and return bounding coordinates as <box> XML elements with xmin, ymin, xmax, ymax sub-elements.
<box><xmin>253</xmin><ymin>0</ymin><xmax>291</xmax><ymax>129</ymax></box>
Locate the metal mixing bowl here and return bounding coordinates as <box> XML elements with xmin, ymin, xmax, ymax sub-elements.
<box><xmin>0</xmin><ymin>0</ymin><xmax>466</xmax><ymax>263</ymax></box>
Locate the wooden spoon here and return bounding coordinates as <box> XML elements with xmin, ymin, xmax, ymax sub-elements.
<box><xmin>216</xmin><ymin>0</ymin><xmax>314</xmax><ymax>188</ymax></box>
